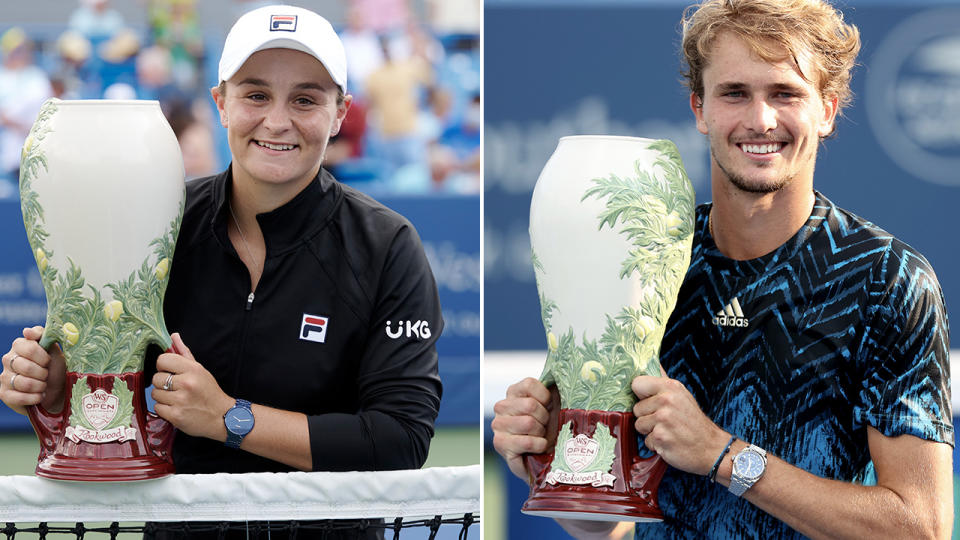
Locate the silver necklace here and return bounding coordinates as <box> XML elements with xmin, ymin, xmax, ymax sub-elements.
<box><xmin>229</xmin><ymin>203</ymin><xmax>260</xmax><ymax>274</ymax></box>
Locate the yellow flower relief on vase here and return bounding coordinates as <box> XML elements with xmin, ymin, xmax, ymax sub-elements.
<box><xmin>580</xmin><ymin>361</ymin><xmax>606</xmax><ymax>383</ymax></box>
<box><xmin>547</xmin><ymin>331</ymin><xmax>558</xmax><ymax>352</ymax></box>
<box><xmin>665</xmin><ymin>212</ymin><xmax>685</xmax><ymax>237</ymax></box>
<box><xmin>154</xmin><ymin>258</ymin><xmax>170</xmax><ymax>280</ymax></box>
<box><xmin>21</xmin><ymin>134</ymin><xmax>33</xmax><ymax>160</ymax></box>
<box><xmin>35</xmin><ymin>248</ymin><xmax>48</xmax><ymax>272</ymax></box>
<box><xmin>62</xmin><ymin>322</ymin><xmax>79</xmax><ymax>346</ymax></box>
<box><xmin>104</xmin><ymin>300</ymin><xmax>123</xmax><ymax>322</ymax></box>
<box><xmin>634</xmin><ymin>316</ymin><xmax>656</xmax><ymax>341</ymax></box>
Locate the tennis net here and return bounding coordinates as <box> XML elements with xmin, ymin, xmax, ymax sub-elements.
<box><xmin>0</xmin><ymin>464</ymin><xmax>480</xmax><ymax>539</ymax></box>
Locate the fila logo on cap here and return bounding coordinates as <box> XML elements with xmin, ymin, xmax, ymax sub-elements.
<box><xmin>300</xmin><ymin>314</ymin><xmax>328</xmax><ymax>343</ymax></box>
<box><xmin>712</xmin><ymin>297</ymin><xmax>750</xmax><ymax>328</ymax></box>
<box><xmin>270</xmin><ymin>15</ymin><xmax>297</xmax><ymax>32</ymax></box>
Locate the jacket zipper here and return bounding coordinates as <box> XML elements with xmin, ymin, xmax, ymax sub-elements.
<box><xmin>234</xmin><ymin>290</ymin><xmax>256</xmax><ymax>394</ymax></box>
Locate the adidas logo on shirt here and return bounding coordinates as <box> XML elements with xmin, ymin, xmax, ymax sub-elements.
<box><xmin>713</xmin><ymin>297</ymin><xmax>750</xmax><ymax>328</ymax></box>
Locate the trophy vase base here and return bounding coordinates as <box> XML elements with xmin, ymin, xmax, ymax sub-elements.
<box><xmin>522</xmin><ymin>409</ymin><xmax>668</xmax><ymax>522</ymax></box>
<box><xmin>35</xmin><ymin>455</ymin><xmax>175</xmax><ymax>482</ymax></box>
<box><xmin>522</xmin><ymin>494</ymin><xmax>664</xmax><ymax>522</ymax></box>
<box><xmin>28</xmin><ymin>372</ymin><xmax>176</xmax><ymax>482</ymax></box>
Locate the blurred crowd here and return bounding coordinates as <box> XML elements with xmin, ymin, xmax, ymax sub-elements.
<box><xmin>0</xmin><ymin>0</ymin><xmax>480</xmax><ymax>195</ymax></box>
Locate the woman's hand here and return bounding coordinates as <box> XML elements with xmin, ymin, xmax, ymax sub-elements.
<box><xmin>151</xmin><ymin>332</ymin><xmax>233</xmax><ymax>441</ymax></box>
<box><xmin>0</xmin><ymin>326</ymin><xmax>66</xmax><ymax>415</ymax></box>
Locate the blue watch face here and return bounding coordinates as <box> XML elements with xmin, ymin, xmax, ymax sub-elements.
<box><xmin>225</xmin><ymin>407</ymin><xmax>254</xmax><ymax>434</ymax></box>
<box><xmin>734</xmin><ymin>451</ymin><xmax>764</xmax><ymax>480</ymax></box>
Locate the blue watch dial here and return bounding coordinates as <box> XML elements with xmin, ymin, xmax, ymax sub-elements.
<box><xmin>225</xmin><ymin>407</ymin><xmax>254</xmax><ymax>434</ymax></box>
<box><xmin>735</xmin><ymin>451</ymin><xmax>764</xmax><ymax>480</ymax></box>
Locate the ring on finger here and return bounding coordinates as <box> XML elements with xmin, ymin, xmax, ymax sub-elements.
<box><xmin>162</xmin><ymin>373</ymin><xmax>174</xmax><ymax>391</ymax></box>
<box><xmin>10</xmin><ymin>354</ymin><xmax>19</xmax><ymax>373</ymax></box>
<box><xmin>10</xmin><ymin>373</ymin><xmax>19</xmax><ymax>391</ymax></box>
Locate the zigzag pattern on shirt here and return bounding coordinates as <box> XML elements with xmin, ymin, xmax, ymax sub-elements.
<box><xmin>643</xmin><ymin>192</ymin><xmax>952</xmax><ymax>540</ymax></box>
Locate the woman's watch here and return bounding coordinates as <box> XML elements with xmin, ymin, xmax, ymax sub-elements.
<box><xmin>223</xmin><ymin>399</ymin><xmax>255</xmax><ymax>448</ymax></box>
<box><xmin>728</xmin><ymin>444</ymin><xmax>767</xmax><ymax>497</ymax></box>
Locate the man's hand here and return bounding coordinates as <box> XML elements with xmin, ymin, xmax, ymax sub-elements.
<box><xmin>0</xmin><ymin>326</ymin><xmax>66</xmax><ymax>415</ymax></box>
<box><xmin>490</xmin><ymin>377</ymin><xmax>559</xmax><ymax>483</ymax></box>
<box><xmin>151</xmin><ymin>332</ymin><xmax>233</xmax><ymax>441</ymax></box>
<box><xmin>631</xmin><ymin>375</ymin><xmax>730</xmax><ymax>476</ymax></box>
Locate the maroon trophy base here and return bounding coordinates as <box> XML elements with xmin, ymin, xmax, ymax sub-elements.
<box><xmin>27</xmin><ymin>372</ymin><xmax>175</xmax><ymax>481</ymax></box>
<box><xmin>522</xmin><ymin>409</ymin><xmax>667</xmax><ymax>521</ymax></box>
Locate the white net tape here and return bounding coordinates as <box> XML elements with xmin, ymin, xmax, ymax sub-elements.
<box><xmin>0</xmin><ymin>465</ymin><xmax>479</xmax><ymax>523</ymax></box>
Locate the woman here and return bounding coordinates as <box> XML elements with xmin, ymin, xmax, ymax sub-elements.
<box><xmin>0</xmin><ymin>2</ymin><xmax>443</xmax><ymax>520</ymax></box>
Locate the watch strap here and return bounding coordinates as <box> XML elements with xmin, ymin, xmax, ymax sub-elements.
<box><xmin>729</xmin><ymin>469</ymin><xmax>751</xmax><ymax>497</ymax></box>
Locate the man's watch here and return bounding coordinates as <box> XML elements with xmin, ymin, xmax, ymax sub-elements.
<box><xmin>728</xmin><ymin>444</ymin><xmax>767</xmax><ymax>497</ymax></box>
<box><xmin>223</xmin><ymin>399</ymin><xmax>254</xmax><ymax>448</ymax></box>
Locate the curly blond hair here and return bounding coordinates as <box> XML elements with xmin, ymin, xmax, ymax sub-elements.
<box><xmin>682</xmin><ymin>0</ymin><xmax>861</xmax><ymax>115</ymax></box>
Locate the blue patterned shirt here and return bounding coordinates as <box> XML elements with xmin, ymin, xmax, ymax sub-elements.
<box><xmin>635</xmin><ymin>192</ymin><xmax>952</xmax><ymax>539</ymax></box>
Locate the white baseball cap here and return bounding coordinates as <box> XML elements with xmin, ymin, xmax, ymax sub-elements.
<box><xmin>218</xmin><ymin>4</ymin><xmax>347</xmax><ymax>93</ymax></box>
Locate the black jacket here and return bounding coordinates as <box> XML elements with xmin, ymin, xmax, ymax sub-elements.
<box><xmin>154</xmin><ymin>167</ymin><xmax>443</xmax><ymax>474</ymax></box>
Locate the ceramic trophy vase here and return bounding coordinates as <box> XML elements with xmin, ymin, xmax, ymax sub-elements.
<box><xmin>19</xmin><ymin>99</ymin><xmax>184</xmax><ymax>481</ymax></box>
<box><xmin>524</xmin><ymin>136</ymin><xmax>695</xmax><ymax>520</ymax></box>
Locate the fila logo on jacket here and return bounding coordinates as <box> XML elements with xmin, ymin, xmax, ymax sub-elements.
<box><xmin>300</xmin><ymin>314</ymin><xmax>329</xmax><ymax>343</ymax></box>
<box><xmin>713</xmin><ymin>297</ymin><xmax>750</xmax><ymax>328</ymax></box>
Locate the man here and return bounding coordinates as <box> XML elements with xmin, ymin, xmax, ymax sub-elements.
<box><xmin>491</xmin><ymin>1</ymin><xmax>953</xmax><ymax>538</ymax></box>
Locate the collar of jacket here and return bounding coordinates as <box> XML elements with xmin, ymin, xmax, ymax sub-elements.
<box><xmin>209</xmin><ymin>165</ymin><xmax>344</xmax><ymax>257</ymax></box>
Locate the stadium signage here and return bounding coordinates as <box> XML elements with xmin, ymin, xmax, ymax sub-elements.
<box><xmin>865</xmin><ymin>8</ymin><xmax>960</xmax><ymax>187</ymax></box>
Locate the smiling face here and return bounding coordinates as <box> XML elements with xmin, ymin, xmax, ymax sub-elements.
<box><xmin>691</xmin><ymin>32</ymin><xmax>837</xmax><ymax>194</ymax></box>
<box><xmin>212</xmin><ymin>48</ymin><xmax>350</xmax><ymax>197</ymax></box>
